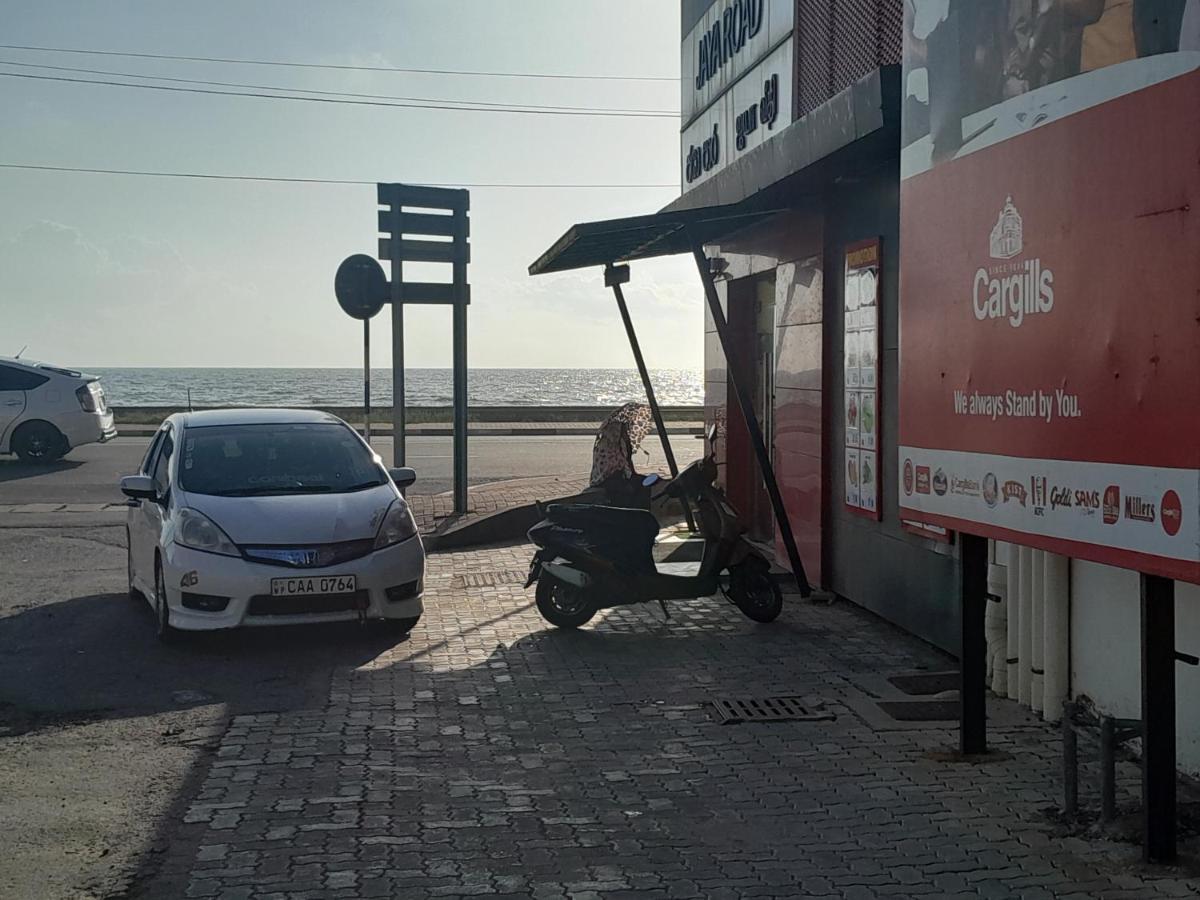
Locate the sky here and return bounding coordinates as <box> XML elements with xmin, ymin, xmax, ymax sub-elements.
<box><xmin>0</xmin><ymin>0</ymin><xmax>701</xmax><ymax>370</ymax></box>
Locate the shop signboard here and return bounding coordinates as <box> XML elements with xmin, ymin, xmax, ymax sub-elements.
<box><xmin>898</xmin><ymin>1</ymin><xmax>1200</xmax><ymax>583</ymax></box>
<box><xmin>845</xmin><ymin>239</ymin><xmax>880</xmax><ymax>519</ymax></box>
<box><xmin>679</xmin><ymin>0</ymin><xmax>794</xmax><ymax>189</ymax></box>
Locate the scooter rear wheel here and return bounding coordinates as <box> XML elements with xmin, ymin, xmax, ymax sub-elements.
<box><xmin>728</xmin><ymin>564</ymin><xmax>783</xmax><ymax>623</ymax></box>
<box><xmin>535</xmin><ymin>576</ymin><xmax>598</xmax><ymax>629</ymax></box>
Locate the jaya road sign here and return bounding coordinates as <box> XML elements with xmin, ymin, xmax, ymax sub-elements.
<box><xmin>334</xmin><ymin>253</ymin><xmax>387</xmax><ymax>321</ymax></box>
<box><xmin>898</xmin><ymin>13</ymin><xmax>1199</xmax><ymax>583</ymax></box>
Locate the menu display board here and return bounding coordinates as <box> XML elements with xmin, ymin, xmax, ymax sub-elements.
<box><xmin>844</xmin><ymin>239</ymin><xmax>881</xmax><ymax>519</ymax></box>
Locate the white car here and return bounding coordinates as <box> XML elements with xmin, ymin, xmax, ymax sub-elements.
<box><xmin>0</xmin><ymin>356</ymin><xmax>116</xmax><ymax>461</ymax></box>
<box><xmin>121</xmin><ymin>409</ymin><xmax>424</xmax><ymax>641</ymax></box>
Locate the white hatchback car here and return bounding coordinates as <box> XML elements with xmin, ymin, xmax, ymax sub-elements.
<box><xmin>0</xmin><ymin>357</ymin><xmax>116</xmax><ymax>461</ymax></box>
<box><xmin>121</xmin><ymin>409</ymin><xmax>424</xmax><ymax>641</ymax></box>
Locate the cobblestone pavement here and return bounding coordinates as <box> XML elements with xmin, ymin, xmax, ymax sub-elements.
<box><xmin>152</xmin><ymin>544</ymin><xmax>1199</xmax><ymax>899</ymax></box>
<box><xmin>409</xmin><ymin>475</ymin><xmax>590</xmax><ymax>536</ymax></box>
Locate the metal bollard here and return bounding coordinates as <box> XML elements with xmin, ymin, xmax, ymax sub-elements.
<box><xmin>1101</xmin><ymin>717</ymin><xmax>1116</xmax><ymax>821</ymax></box>
<box><xmin>1062</xmin><ymin>701</ymin><xmax>1078</xmax><ymax>816</ymax></box>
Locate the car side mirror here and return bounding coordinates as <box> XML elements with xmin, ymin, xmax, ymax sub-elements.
<box><xmin>120</xmin><ymin>474</ymin><xmax>158</xmax><ymax>501</ymax></box>
<box><xmin>389</xmin><ymin>467</ymin><xmax>417</xmax><ymax>489</ymax></box>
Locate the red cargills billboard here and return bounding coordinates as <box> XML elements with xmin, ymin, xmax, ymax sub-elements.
<box><xmin>898</xmin><ymin>0</ymin><xmax>1200</xmax><ymax>583</ymax></box>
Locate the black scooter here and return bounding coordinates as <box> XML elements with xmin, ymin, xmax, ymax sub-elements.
<box><xmin>525</xmin><ymin>426</ymin><xmax>782</xmax><ymax>628</ymax></box>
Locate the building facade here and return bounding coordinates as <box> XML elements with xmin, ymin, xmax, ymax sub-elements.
<box><xmin>678</xmin><ymin>0</ymin><xmax>1200</xmax><ymax>773</ymax></box>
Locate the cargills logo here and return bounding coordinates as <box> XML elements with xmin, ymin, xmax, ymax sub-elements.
<box><xmin>973</xmin><ymin>197</ymin><xmax>1054</xmax><ymax>328</ymax></box>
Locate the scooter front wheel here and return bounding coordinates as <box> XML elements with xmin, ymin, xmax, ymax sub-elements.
<box><xmin>535</xmin><ymin>576</ymin><xmax>598</xmax><ymax>629</ymax></box>
<box><xmin>728</xmin><ymin>563</ymin><xmax>783</xmax><ymax>623</ymax></box>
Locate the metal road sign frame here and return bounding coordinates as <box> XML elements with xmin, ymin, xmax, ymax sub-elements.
<box><xmin>377</xmin><ymin>183</ymin><xmax>471</xmax><ymax>514</ymax></box>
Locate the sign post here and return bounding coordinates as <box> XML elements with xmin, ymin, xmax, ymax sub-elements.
<box><xmin>334</xmin><ymin>253</ymin><xmax>387</xmax><ymax>444</ymax></box>
<box><xmin>376</xmin><ymin>184</ymin><xmax>472</xmax><ymax>514</ymax></box>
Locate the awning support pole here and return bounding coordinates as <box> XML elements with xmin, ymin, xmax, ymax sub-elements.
<box><xmin>1141</xmin><ymin>572</ymin><xmax>1177</xmax><ymax>863</ymax></box>
<box><xmin>605</xmin><ymin>264</ymin><xmax>695</xmax><ymax>532</ymax></box>
<box><xmin>689</xmin><ymin>239</ymin><xmax>811</xmax><ymax>596</ymax></box>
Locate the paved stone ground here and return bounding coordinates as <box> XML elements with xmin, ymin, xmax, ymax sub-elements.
<box><xmin>146</xmin><ymin>544</ymin><xmax>1198</xmax><ymax>899</ymax></box>
<box><xmin>409</xmin><ymin>475</ymin><xmax>590</xmax><ymax>536</ymax></box>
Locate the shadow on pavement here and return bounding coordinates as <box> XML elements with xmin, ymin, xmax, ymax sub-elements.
<box><xmin>0</xmin><ymin>588</ymin><xmax>406</xmax><ymax>737</ymax></box>
<box><xmin>0</xmin><ymin>457</ymin><xmax>83</xmax><ymax>485</ymax></box>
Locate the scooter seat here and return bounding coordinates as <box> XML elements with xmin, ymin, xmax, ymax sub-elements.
<box><xmin>545</xmin><ymin>503</ymin><xmax>660</xmax><ymax>541</ymax></box>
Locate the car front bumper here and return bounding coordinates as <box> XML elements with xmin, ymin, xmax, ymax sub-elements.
<box><xmin>159</xmin><ymin>535</ymin><xmax>425</xmax><ymax>630</ymax></box>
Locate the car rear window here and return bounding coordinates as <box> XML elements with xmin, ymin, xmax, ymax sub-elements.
<box><xmin>0</xmin><ymin>365</ymin><xmax>50</xmax><ymax>391</ymax></box>
<box><xmin>179</xmin><ymin>423</ymin><xmax>386</xmax><ymax>497</ymax></box>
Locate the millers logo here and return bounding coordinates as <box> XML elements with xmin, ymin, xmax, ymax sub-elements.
<box><xmin>1124</xmin><ymin>495</ymin><xmax>1156</xmax><ymax>523</ymax></box>
<box><xmin>903</xmin><ymin>459</ymin><xmax>914</xmax><ymax>496</ymax></box>
<box><xmin>1002</xmin><ymin>480</ymin><xmax>1027</xmax><ymax>507</ymax></box>
<box><xmin>1030</xmin><ymin>476</ymin><xmax>1048</xmax><ymax>516</ymax></box>
<box><xmin>974</xmin><ymin>196</ymin><xmax>1054</xmax><ymax>328</ymax></box>
<box><xmin>1102</xmin><ymin>485</ymin><xmax>1120</xmax><ymax>525</ymax></box>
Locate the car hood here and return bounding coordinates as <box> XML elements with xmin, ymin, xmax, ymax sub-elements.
<box><xmin>182</xmin><ymin>485</ymin><xmax>400</xmax><ymax>545</ymax></box>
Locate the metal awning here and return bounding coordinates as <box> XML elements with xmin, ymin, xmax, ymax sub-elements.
<box><xmin>525</xmin><ymin>200</ymin><xmax>812</xmax><ymax>597</ymax></box>
<box><xmin>528</xmin><ymin>205</ymin><xmax>782</xmax><ymax>276</ymax></box>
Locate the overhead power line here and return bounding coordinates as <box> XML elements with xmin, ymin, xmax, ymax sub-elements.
<box><xmin>0</xmin><ymin>163</ymin><xmax>679</xmax><ymax>189</ymax></box>
<box><xmin>0</xmin><ymin>59</ymin><xmax>679</xmax><ymax>115</ymax></box>
<box><xmin>0</xmin><ymin>43</ymin><xmax>680</xmax><ymax>82</ymax></box>
<box><xmin>0</xmin><ymin>71</ymin><xmax>679</xmax><ymax>118</ymax></box>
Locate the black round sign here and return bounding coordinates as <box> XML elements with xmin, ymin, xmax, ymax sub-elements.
<box><xmin>335</xmin><ymin>254</ymin><xmax>387</xmax><ymax>320</ymax></box>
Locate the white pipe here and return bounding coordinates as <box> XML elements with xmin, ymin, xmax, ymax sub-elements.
<box><xmin>987</xmin><ymin>560</ymin><xmax>1008</xmax><ymax>695</ymax></box>
<box><xmin>1006</xmin><ymin>543</ymin><xmax>1021</xmax><ymax>700</ymax></box>
<box><xmin>1030</xmin><ymin>551</ymin><xmax>1046</xmax><ymax>714</ymax></box>
<box><xmin>1018</xmin><ymin>546</ymin><xmax>1034</xmax><ymax>706</ymax></box>
<box><xmin>1042</xmin><ymin>552</ymin><xmax>1070</xmax><ymax>722</ymax></box>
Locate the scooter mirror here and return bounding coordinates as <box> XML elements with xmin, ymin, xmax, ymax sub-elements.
<box><xmin>642</xmin><ymin>473</ymin><xmax>661</xmax><ymax>487</ymax></box>
<box><xmin>707</xmin><ymin>423</ymin><xmax>718</xmax><ymax>446</ymax></box>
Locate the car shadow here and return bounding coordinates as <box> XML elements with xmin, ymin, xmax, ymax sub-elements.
<box><xmin>0</xmin><ymin>457</ymin><xmax>84</xmax><ymax>484</ymax></box>
<box><xmin>0</xmin><ymin>589</ymin><xmax>406</xmax><ymax>736</ymax></box>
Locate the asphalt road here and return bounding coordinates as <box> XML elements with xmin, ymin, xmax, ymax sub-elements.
<box><xmin>0</xmin><ymin>434</ymin><xmax>702</xmax><ymax>506</ymax></box>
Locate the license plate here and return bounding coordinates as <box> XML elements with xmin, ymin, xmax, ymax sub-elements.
<box><xmin>270</xmin><ymin>575</ymin><xmax>357</xmax><ymax>596</ymax></box>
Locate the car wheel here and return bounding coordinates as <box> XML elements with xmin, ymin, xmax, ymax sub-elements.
<box><xmin>154</xmin><ymin>559</ymin><xmax>180</xmax><ymax>644</ymax></box>
<box><xmin>12</xmin><ymin>421</ymin><xmax>66</xmax><ymax>463</ymax></box>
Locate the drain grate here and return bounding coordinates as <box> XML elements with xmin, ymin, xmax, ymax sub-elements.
<box><xmin>453</xmin><ymin>571</ymin><xmax>527</xmax><ymax>588</ymax></box>
<box><xmin>711</xmin><ymin>696</ymin><xmax>835</xmax><ymax>725</ymax></box>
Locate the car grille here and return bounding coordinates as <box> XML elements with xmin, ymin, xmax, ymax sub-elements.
<box><xmin>247</xmin><ymin>590</ymin><xmax>369</xmax><ymax>616</ymax></box>
<box><xmin>240</xmin><ymin>539</ymin><xmax>375</xmax><ymax>569</ymax></box>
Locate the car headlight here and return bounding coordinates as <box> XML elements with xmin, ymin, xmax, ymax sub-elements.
<box><xmin>175</xmin><ymin>508</ymin><xmax>240</xmax><ymax>557</ymax></box>
<box><xmin>374</xmin><ymin>500</ymin><xmax>417</xmax><ymax>549</ymax></box>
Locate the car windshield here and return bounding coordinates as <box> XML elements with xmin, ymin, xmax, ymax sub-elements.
<box><xmin>178</xmin><ymin>423</ymin><xmax>386</xmax><ymax>496</ymax></box>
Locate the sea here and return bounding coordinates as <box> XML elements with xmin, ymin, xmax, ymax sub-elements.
<box><xmin>88</xmin><ymin>368</ymin><xmax>703</xmax><ymax>408</ymax></box>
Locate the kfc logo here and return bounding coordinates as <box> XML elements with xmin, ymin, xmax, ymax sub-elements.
<box><xmin>1030</xmin><ymin>476</ymin><xmax>1048</xmax><ymax>516</ymax></box>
